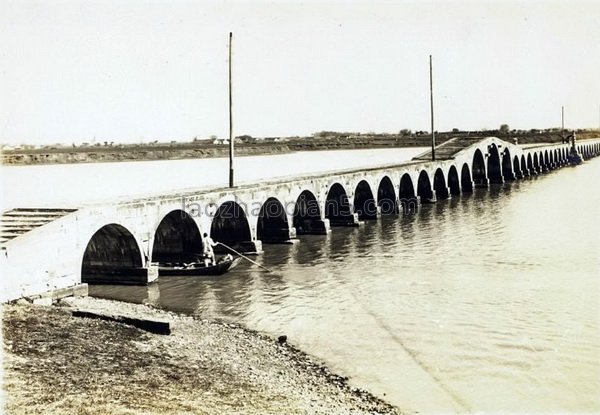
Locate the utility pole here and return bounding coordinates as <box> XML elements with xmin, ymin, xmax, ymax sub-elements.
<box><xmin>228</xmin><ymin>32</ymin><xmax>234</xmax><ymax>188</ymax></box>
<box><xmin>561</xmin><ymin>106</ymin><xmax>565</xmax><ymax>143</ymax></box>
<box><xmin>429</xmin><ymin>55</ymin><xmax>435</xmax><ymax>161</ymax></box>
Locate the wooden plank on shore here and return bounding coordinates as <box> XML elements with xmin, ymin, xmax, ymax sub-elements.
<box><xmin>72</xmin><ymin>310</ymin><xmax>171</xmax><ymax>335</ymax></box>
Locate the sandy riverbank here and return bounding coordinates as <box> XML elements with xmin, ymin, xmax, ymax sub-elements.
<box><xmin>1</xmin><ymin>297</ymin><xmax>399</xmax><ymax>415</ymax></box>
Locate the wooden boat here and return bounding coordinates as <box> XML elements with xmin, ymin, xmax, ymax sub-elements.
<box><xmin>158</xmin><ymin>256</ymin><xmax>240</xmax><ymax>276</ymax></box>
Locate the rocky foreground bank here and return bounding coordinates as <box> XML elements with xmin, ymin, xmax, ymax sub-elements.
<box><xmin>2</xmin><ymin>297</ymin><xmax>399</xmax><ymax>415</ymax></box>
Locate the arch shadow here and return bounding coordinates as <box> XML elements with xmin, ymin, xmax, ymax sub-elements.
<box><xmin>82</xmin><ymin>223</ymin><xmax>145</xmax><ymax>284</ymax></box>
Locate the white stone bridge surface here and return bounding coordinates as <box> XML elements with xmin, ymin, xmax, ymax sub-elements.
<box><xmin>1</xmin><ymin>137</ymin><xmax>599</xmax><ymax>302</ymax></box>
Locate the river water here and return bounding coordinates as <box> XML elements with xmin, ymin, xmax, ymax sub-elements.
<box><xmin>0</xmin><ymin>147</ymin><xmax>424</xmax><ymax>210</ymax></box>
<box><xmin>4</xmin><ymin>148</ymin><xmax>599</xmax><ymax>412</ymax></box>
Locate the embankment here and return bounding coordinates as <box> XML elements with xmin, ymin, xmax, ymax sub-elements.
<box><xmin>2</xmin><ymin>297</ymin><xmax>399</xmax><ymax>415</ymax></box>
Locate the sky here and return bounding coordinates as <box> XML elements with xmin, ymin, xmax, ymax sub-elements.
<box><xmin>0</xmin><ymin>0</ymin><xmax>599</xmax><ymax>145</ymax></box>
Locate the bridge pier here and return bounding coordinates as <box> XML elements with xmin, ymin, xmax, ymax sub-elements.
<box><xmin>420</xmin><ymin>192</ymin><xmax>437</xmax><ymax>204</ymax></box>
<box><xmin>295</xmin><ymin>218</ymin><xmax>331</xmax><ymax>235</ymax></box>
<box><xmin>474</xmin><ymin>178</ymin><xmax>489</xmax><ymax>188</ymax></box>
<box><xmin>436</xmin><ymin>187</ymin><xmax>451</xmax><ymax>200</ymax></box>
<box><xmin>259</xmin><ymin>226</ymin><xmax>298</xmax><ymax>244</ymax></box>
<box><xmin>329</xmin><ymin>213</ymin><xmax>362</xmax><ymax>227</ymax></box>
<box><xmin>82</xmin><ymin>265</ymin><xmax>158</xmax><ymax>285</ymax></box>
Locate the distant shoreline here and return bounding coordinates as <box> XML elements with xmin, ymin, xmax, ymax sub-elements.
<box><xmin>2</xmin><ymin>131</ymin><xmax>596</xmax><ymax>166</ymax></box>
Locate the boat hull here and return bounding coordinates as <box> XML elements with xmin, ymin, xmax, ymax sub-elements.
<box><xmin>158</xmin><ymin>258</ymin><xmax>240</xmax><ymax>276</ymax></box>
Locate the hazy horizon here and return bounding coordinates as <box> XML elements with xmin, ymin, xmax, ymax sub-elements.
<box><xmin>1</xmin><ymin>1</ymin><xmax>599</xmax><ymax>146</ymax></box>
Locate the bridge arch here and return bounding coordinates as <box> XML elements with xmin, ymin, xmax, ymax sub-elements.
<box><xmin>513</xmin><ymin>155</ymin><xmax>521</xmax><ymax>178</ymax></box>
<box><xmin>543</xmin><ymin>150</ymin><xmax>550</xmax><ymax>169</ymax></box>
<box><xmin>520</xmin><ymin>155</ymin><xmax>527</xmax><ymax>175</ymax></box>
<box><xmin>448</xmin><ymin>165</ymin><xmax>460</xmax><ymax>195</ymax></box>
<box><xmin>210</xmin><ymin>201</ymin><xmax>252</xmax><ymax>249</ymax></box>
<box><xmin>433</xmin><ymin>168</ymin><xmax>449</xmax><ymax>200</ymax></box>
<box><xmin>257</xmin><ymin>197</ymin><xmax>291</xmax><ymax>243</ymax></box>
<box><xmin>399</xmin><ymin>173</ymin><xmax>417</xmax><ymax>212</ymax></box>
<box><xmin>460</xmin><ymin>163</ymin><xmax>473</xmax><ymax>193</ymax></box>
<box><xmin>527</xmin><ymin>153</ymin><xmax>534</xmax><ymax>173</ymax></box>
<box><xmin>501</xmin><ymin>148</ymin><xmax>514</xmax><ymax>181</ymax></box>
<box><xmin>152</xmin><ymin>209</ymin><xmax>203</xmax><ymax>263</ymax></box>
<box><xmin>325</xmin><ymin>182</ymin><xmax>353</xmax><ymax>225</ymax></box>
<box><xmin>417</xmin><ymin>170</ymin><xmax>435</xmax><ymax>203</ymax></box>
<box><xmin>472</xmin><ymin>149</ymin><xmax>487</xmax><ymax>186</ymax></box>
<box><xmin>377</xmin><ymin>176</ymin><xmax>398</xmax><ymax>214</ymax></box>
<box><xmin>81</xmin><ymin>223</ymin><xmax>144</xmax><ymax>282</ymax></box>
<box><xmin>487</xmin><ymin>143</ymin><xmax>503</xmax><ymax>183</ymax></box>
<box><xmin>354</xmin><ymin>180</ymin><xmax>377</xmax><ymax>220</ymax></box>
<box><xmin>293</xmin><ymin>189</ymin><xmax>322</xmax><ymax>235</ymax></box>
<box><xmin>533</xmin><ymin>152</ymin><xmax>540</xmax><ymax>173</ymax></box>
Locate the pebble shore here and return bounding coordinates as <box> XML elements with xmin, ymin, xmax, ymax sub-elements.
<box><xmin>2</xmin><ymin>297</ymin><xmax>400</xmax><ymax>414</ymax></box>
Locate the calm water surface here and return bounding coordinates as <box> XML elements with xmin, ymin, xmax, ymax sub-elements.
<box><xmin>0</xmin><ymin>147</ymin><xmax>425</xmax><ymax>210</ymax></box>
<box><xmin>91</xmin><ymin>157</ymin><xmax>600</xmax><ymax>413</ymax></box>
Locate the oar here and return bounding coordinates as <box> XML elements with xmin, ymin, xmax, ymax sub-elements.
<box><xmin>216</xmin><ymin>242</ymin><xmax>272</xmax><ymax>272</ymax></box>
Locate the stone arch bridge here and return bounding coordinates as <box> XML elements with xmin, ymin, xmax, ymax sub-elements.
<box><xmin>1</xmin><ymin>137</ymin><xmax>599</xmax><ymax>301</ymax></box>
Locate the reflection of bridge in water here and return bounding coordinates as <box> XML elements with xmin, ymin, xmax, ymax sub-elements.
<box><xmin>1</xmin><ymin>137</ymin><xmax>599</xmax><ymax>302</ymax></box>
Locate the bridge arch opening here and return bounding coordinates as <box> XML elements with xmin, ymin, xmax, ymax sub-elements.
<box><xmin>81</xmin><ymin>223</ymin><xmax>143</xmax><ymax>282</ymax></box>
<box><xmin>448</xmin><ymin>166</ymin><xmax>460</xmax><ymax>195</ymax></box>
<box><xmin>487</xmin><ymin>144</ymin><xmax>503</xmax><ymax>183</ymax></box>
<box><xmin>257</xmin><ymin>197</ymin><xmax>290</xmax><ymax>243</ymax></box>
<box><xmin>417</xmin><ymin>170</ymin><xmax>435</xmax><ymax>203</ymax></box>
<box><xmin>521</xmin><ymin>155</ymin><xmax>527</xmax><ymax>175</ymax></box>
<box><xmin>210</xmin><ymin>201</ymin><xmax>252</xmax><ymax>249</ymax></box>
<box><xmin>433</xmin><ymin>168</ymin><xmax>449</xmax><ymax>200</ymax></box>
<box><xmin>399</xmin><ymin>173</ymin><xmax>417</xmax><ymax>212</ymax></box>
<box><xmin>152</xmin><ymin>210</ymin><xmax>203</xmax><ymax>264</ymax></box>
<box><xmin>533</xmin><ymin>153</ymin><xmax>540</xmax><ymax>173</ymax></box>
<box><xmin>293</xmin><ymin>190</ymin><xmax>322</xmax><ymax>235</ymax></box>
<box><xmin>513</xmin><ymin>155</ymin><xmax>521</xmax><ymax>178</ymax></box>
<box><xmin>377</xmin><ymin>176</ymin><xmax>398</xmax><ymax>214</ymax></box>
<box><xmin>527</xmin><ymin>153</ymin><xmax>533</xmax><ymax>173</ymax></box>
<box><xmin>325</xmin><ymin>183</ymin><xmax>353</xmax><ymax>225</ymax></box>
<box><xmin>354</xmin><ymin>180</ymin><xmax>377</xmax><ymax>220</ymax></box>
<box><xmin>501</xmin><ymin>148</ymin><xmax>514</xmax><ymax>181</ymax></box>
<box><xmin>472</xmin><ymin>149</ymin><xmax>487</xmax><ymax>186</ymax></box>
<box><xmin>543</xmin><ymin>150</ymin><xmax>549</xmax><ymax>169</ymax></box>
<box><xmin>461</xmin><ymin>163</ymin><xmax>473</xmax><ymax>193</ymax></box>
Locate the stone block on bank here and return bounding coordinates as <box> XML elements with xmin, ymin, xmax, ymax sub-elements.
<box><xmin>72</xmin><ymin>309</ymin><xmax>171</xmax><ymax>335</ymax></box>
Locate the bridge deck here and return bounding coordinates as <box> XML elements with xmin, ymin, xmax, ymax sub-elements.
<box><xmin>412</xmin><ymin>137</ymin><xmax>490</xmax><ymax>161</ymax></box>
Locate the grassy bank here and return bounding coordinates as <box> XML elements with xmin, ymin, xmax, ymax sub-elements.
<box><xmin>2</xmin><ymin>297</ymin><xmax>399</xmax><ymax>415</ymax></box>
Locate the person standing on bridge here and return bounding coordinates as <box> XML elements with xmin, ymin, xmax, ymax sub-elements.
<box><xmin>202</xmin><ymin>233</ymin><xmax>217</xmax><ymax>266</ymax></box>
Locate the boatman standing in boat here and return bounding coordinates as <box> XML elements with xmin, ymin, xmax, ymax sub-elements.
<box><xmin>202</xmin><ymin>233</ymin><xmax>217</xmax><ymax>266</ymax></box>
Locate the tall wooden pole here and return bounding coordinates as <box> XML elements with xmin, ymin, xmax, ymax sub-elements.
<box><xmin>429</xmin><ymin>55</ymin><xmax>435</xmax><ymax>161</ymax></box>
<box><xmin>561</xmin><ymin>106</ymin><xmax>565</xmax><ymax>143</ymax></box>
<box><xmin>228</xmin><ymin>32</ymin><xmax>234</xmax><ymax>188</ymax></box>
